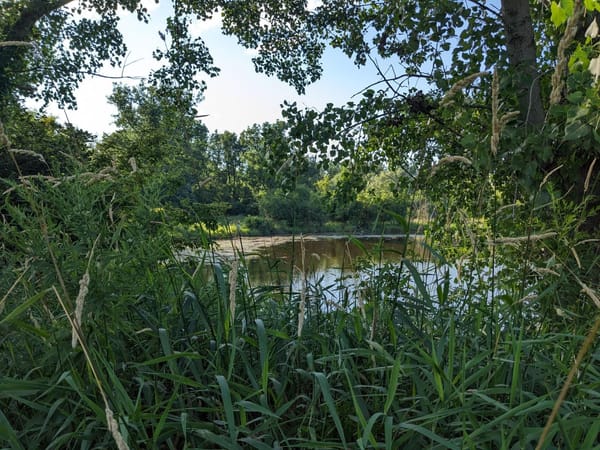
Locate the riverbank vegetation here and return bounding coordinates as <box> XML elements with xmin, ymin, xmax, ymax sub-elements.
<box><xmin>2</xmin><ymin>1</ymin><xmax>600</xmax><ymax>448</ymax></box>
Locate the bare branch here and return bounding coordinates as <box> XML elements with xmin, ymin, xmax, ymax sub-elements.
<box><xmin>467</xmin><ymin>0</ymin><xmax>501</xmax><ymax>18</ymax></box>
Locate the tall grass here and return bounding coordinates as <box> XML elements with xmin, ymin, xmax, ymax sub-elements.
<box><xmin>1</xmin><ymin>24</ymin><xmax>599</xmax><ymax>444</ymax></box>
<box><xmin>2</xmin><ymin>146</ymin><xmax>600</xmax><ymax>447</ymax></box>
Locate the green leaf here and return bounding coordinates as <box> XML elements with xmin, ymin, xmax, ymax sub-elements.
<box><xmin>551</xmin><ymin>1</ymin><xmax>568</xmax><ymax>27</ymax></box>
<box><xmin>564</xmin><ymin>119</ymin><xmax>591</xmax><ymax>141</ymax></box>
<box><xmin>255</xmin><ymin>319</ymin><xmax>269</xmax><ymax>395</ymax></box>
<box><xmin>236</xmin><ymin>400</ymin><xmax>279</xmax><ymax>419</ymax></box>
<box><xmin>158</xmin><ymin>328</ymin><xmax>178</xmax><ymax>375</ymax></box>
<box><xmin>313</xmin><ymin>372</ymin><xmax>347</xmax><ymax>447</ymax></box>
<box><xmin>584</xmin><ymin>0</ymin><xmax>600</xmax><ymax>12</ymax></box>
<box><xmin>384</xmin><ymin>357</ymin><xmax>403</xmax><ymax>415</ymax></box>
<box><xmin>398</xmin><ymin>422</ymin><xmax>460</xmax><ymax>449</ymax></box>
<box><xmin>194</xmin><ymin>429</ymin><xmax>242</xmax><ymax>450</ymax></box>
<box><xmin>568</xmin><ymin>44</ymin><xmax>590</xmax><ymax>72</ymax></box>
<box><xmin>216</xmin><ymin>375</ymin><xmax>238</xmax><ymax>442</ymax></box>
<box><xmin>0</xmin><ymin>408</ymin><xmax>25</xmax><ymax>450</ymax></box>
<box><xmin>0</xmin><ymin>289</ymin><xmax>50</xmax><ymax>326</ymax></box>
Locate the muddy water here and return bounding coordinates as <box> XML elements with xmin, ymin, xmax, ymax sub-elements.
<box><xmin>210</xmin><ymin>235</ymin><xmax>428</xmax><ymax>298</ymax></box>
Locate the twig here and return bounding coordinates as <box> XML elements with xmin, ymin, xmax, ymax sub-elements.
<box><xmin>536</xmin><ymin>314</ymin><xmax>600</xmax><ymax>449</ymax></box>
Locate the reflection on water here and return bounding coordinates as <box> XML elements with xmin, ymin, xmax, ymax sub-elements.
<box><xmin>195</xmin><ymin>234</ymin><xmax>500</xmax><ymax>312</ymax></box>
<box><xmin>209</xmin><ymin>235</ymin><xmax>431</xmax><ymax>307</ymax></box>
<box><xmin>245</xmin><ymin>235</ymin><xmax>426</xmax><ymax>287</ymax></box>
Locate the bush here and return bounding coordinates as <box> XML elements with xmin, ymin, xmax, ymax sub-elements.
<box><xmin>258</xmin><ymin>184</ymin><xmax>326</xmax><ymax>227</ymax></box>
<box><xmin>243</xmin><ymin>215</ymin><xmax>277</xmax><ymax>235</ymax></box>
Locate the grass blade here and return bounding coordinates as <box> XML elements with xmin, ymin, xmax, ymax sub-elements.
<box><xmin>313</xmin><ymin>372</ymin><xmax>347</xmax><ymax>448</ymax></box>
<box><xmin>0</xmin><ymin>408</ymin><xmax>25</xmax><ymax>450</ymax></box>
<box><xmin>216</xmin><ymin>375</ymin><xmax>238</xmax><ymax>442</ymax></box>
<box><xmin>384</xmin><ymin>357</ymin><xmax>403</xmax><ymax>414</ymax></box>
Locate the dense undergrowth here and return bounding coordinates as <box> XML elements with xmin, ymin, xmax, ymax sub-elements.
<box><xmin>1</xmin><ymin>162</ymin><xmax>600</xmax><ymax>450</ymax></box>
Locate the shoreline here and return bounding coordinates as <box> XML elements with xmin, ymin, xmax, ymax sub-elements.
<box><xmin>210</xmin><ymin>233</ymin><xmax>425</xmax><ymax>259</ymax></box>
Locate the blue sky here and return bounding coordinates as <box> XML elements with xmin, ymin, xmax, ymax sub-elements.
<box><xmin>45</xmin><ymin>1</ymin><xmax>378</xmax><ymax>137</ymax></box>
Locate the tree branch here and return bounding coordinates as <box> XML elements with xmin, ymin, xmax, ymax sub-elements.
<box><xmin>6</xmin><ymin>0</ymin><xmax>75</xmax><ymax>42</ymax></box>
<box><xmin>467</xmin><ymin>0</ymin><xmax>502</xmax><ymax>18</ymax></box>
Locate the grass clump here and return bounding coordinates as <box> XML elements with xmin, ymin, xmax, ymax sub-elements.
<box><xmin>0</xmin><ymin>167</ymin><xmax>600</xmax><ymax>449</ymax></box>
<box><xmin>1</xmin><ymin>141</ymin><xmax>600</xmax><ymax>448</ymax></box>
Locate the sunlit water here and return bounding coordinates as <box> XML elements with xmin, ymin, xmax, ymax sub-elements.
<box><xmin>208</xmin><ymin>235</ymin><xmax>460</xmax><ymax>309</ymax></box>
<box><xmin>182</xmin><ymin>234</ymin><xmax>503</xmax><ymax>311</ymax></box>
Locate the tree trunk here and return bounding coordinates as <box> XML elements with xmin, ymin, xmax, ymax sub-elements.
<box><xmin>0</xmin><ymin>0</ymin><xmax>74</xmax><ymax>108</ymax></box>
<box><xmin>500</xmin><ymin>0</ymin><xmax>545</xmax><ymax>127</ymax></box>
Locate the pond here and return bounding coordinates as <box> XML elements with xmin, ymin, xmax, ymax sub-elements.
<box><xmin>204</xmin><ymin>234</ymin><xmax>438</xmax><ymax>308</ymax></box>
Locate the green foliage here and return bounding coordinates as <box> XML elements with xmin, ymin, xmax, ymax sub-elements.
<box><xmin>242</xmin><ymin>215</ymin><xmax>277</xmax><ymax>235</ymax></box>
<box><xmin>0</xmin><ymin>107</ymin><xmax>93</xmax><ymax>178</ymax></box>
<box><xmin>2</xmin><ymin>173</ymin><xmax>600</xmax><ymax>448</ymax></box>
<box><xmin>0</xmin><ymin>0</ymin><xmax>220</xmax><ymax>109</ymax></box>
<box><xmin>258</xmin><ymin>184</ymin><xmax>326</xmax><ymax>228</ymax></box>
<box><xmin>3</xmin><ymin>2</ymin><xmax>600</xmax><ymax>448</ymax></box>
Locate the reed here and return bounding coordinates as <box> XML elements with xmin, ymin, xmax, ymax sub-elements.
<box><xmin>1</xmin><ymin>160</ymin><xmax>599</xmax><ymax>449</ymax></box>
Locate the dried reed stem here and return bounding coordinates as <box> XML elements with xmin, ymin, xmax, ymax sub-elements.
<box><xmin>536</xmin><ymin>314</ymin><xmax>600</xmax><ymax>449</ymax></box>
<box><xmin>541</xmin><ymin>164</ymin><xmax>564</xmax><ymax>187</ymax></box>
<box><xmin>0</xmin><ymin>260</ymin><xmax>31</xmax><ymax>316</ymax></box>
<box><xmin>584</xmin><ymin>158</ymin><xmax>597</xmax><ymax>193</ymax></box>
<box><xmin>297</xmin><ymin>235</ymin><xmax>307</xmax><ymax>337</ymax></box>
<box><xmin>491</xmin><ymin>68</ymin><xmax>520</xmax><ymax>156</ymax></box>
<box><xmin>491</xmin><ymin>232</ymin><xmax>557</xmax><ymax>245</ymax></box>
<box><xmin>53</xmin><ymin>286</ymin><xmax>130</xmax><ymax>450</ymax></box>
<box><xmin>0</xmin><ymin>41</ymin><xmax>34</xmax><ymax>48</ymax></box>
<box><xmin>8</xmin><ymin>148</ymin><xmax>47</xmax><ymax>164</ymax></box>
<box><xmin>105</xmin><ymin>407</ymin><xmax>130</xmax><ymax>450</ymax></box>
<box><xmin>430</xmin><ymin>155</ymin><xmax>472</xmax><ymax>176</ymax></box>
<box><xmin>228</xmin><ymin>259</ymin><xmax>238</xmax><ymax>324</ymax></box>
<box><xmin>579</xmin><ymin>282</ymin><xmax>600</xmax><ymax>309</ymax></box>
<box><xmin>72</xmin><ymin>272</ymin><xmax>90</xmax><ymax>348</ymax></box>
<box><xmin>440</xmin><ymin>71</ymin><xmax>488</xmax><ymax>106</ymax></box>
<box><xmin>550</xmin><ymin>0</ymin><xmax>584</xmax><ymax>105</ymax></box>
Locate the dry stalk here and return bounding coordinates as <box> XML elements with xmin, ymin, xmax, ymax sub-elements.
<box><xmin>430</xmin><ymin>155</ymin><xmax>472</xmax><ymax>176</ymax></box>
<box><xmin>579</xmin><ymin>282</ymin><xmax>600</xmax><ymax>309</ymax></box>
<box><xmin>1</xmin><ymin>120</ymin><xmax>23</xmax><ymax>178</ymax></box>
<box><xmin>128</xmin><ymin>157</ymin><xmax>138</xmax><ymax>173</ymax></box>
<box><xmin>228</xmin><ymin>259</ymin><xmax>239</xmax><ymax>325</ymax></box>
<box><xmin>584</xmin><ymin>158</ymin><xmax>597</xmax><ymax>193</ymax></box>
<box><xmin>0</xmin><ymin>41</ymin><xmax>34</xmax><ymax>48</ymax></box>
<box><xmin>0</xmin><ymin>122</ymin><xmax>9</xmax><ymax>148</ymax></box>
<box><xmin>297</xmin><ymin>235</ymin><xmax>307</xmax><ymax>337</ymax></box>
<box><xmin>491</xmin><ymin>68</ymin><xmax>519</xmax><ymax>156</ymax></box>
<box><xmin>532</xmin><ymin>267</ymin><xmax>561</xmax><ymax>277</ymax></box>
<box><xmin>536</xmin><ymin>314</ymin><xmax>600</xmax><ymax>449</ymax></box>
<box><xmin>440</xmin><ymin>71</ymin><xmax>488</xmax><ymax>106</ymax></box>
<box><xmin>491</xmin><ymin>231</ymin><xmax>557</xmax><ymax>245</ymax></box>
<box><xmin>53</xmin><ymin>286</ymin><xmax>130</xmax><ymax>450</ymax></box>
<box><xmin>0</xmin><ymin>259</ymin><xmax>31</xmax><ymax>316</ymax></box>
<box><xmin>550</xmin><ymin>0</ymin><xmax>585</xmax><ymax>105</ymax></box>
<box><xmin>541</xmin><ymin>164</ymin><xmax>564</xmax><ymax>187</ymax></box>
<box><xmin>72</xmin><ymin>272</ymin><xmax>90</xmax><ymax>348</ymax></box>
<box><xmin>575</xmin><ymin>238</ymin><xmax>600</xmax><ymax>246</ymax></box>
<box><xmin>570</xmin><ymin>246</ymin><xmax>581</xmax><ymax>269</ymax></box>
<box><xmin>105</xmin><ymin>407</ymin><xmax>130</xmax><ymax>450</ymax></box>
<box><xmin>72</xmin><ymin>235</ymin><xmax>99</xmax><ymax>348</ymax></box>
<box><xmin>8</xmin><ymin>148</ymin><xmax>47</xmax><ymax>164</ymax></box>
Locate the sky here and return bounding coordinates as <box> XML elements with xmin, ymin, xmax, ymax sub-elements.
<box><xmin>44</xmin><ymin>1</ymin><xmax>379</xmax><ymax>137</ymax></box>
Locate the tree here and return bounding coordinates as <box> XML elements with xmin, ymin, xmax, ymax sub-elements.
<box><xmin>0</xmin><ymin>0</ymin><xmax>219</xmax><ymax>111</ymax></box>
<box><xmin>224</xmin><ymin>0</ymin><xmax>600</xmax><ymax>227</ymax></box>
<box><xmin>3</xmin><ymin>0</ymin><xmax>600</xmax><ymax>229</ymax></box>
<box><xmin>0</xmin><ymin>106</ymin><xmax>93</xmax><ymax>178</ymax></box>
<box><xmin>238</xmin><ymin>120</ymin><xmax>311</xmax><ymax>194</ymax></box>
<box><xmin>208</xmin><ymin>131</ymin><xmax>243</xmax><ymax>198</ymax></box>
<box><xmin>93</xmin><ymin>82</ymin><xmax>211</xmax><ymax>219</ymax></box>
